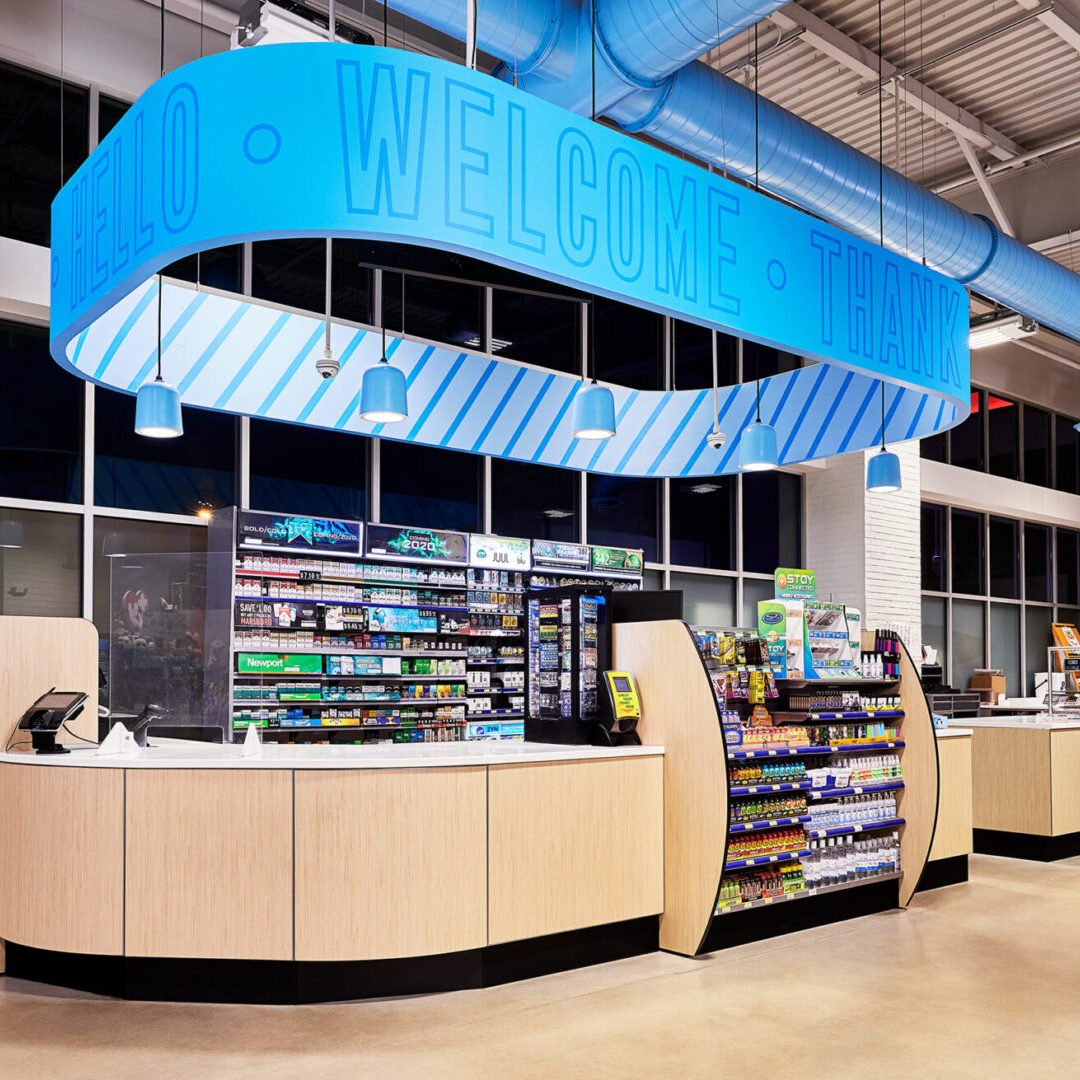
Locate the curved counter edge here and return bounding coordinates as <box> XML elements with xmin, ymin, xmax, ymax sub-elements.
<box><xmin>0</xmin><ymin>749</ymin><xmax>665</xmax><ymax>1002</ymax></box>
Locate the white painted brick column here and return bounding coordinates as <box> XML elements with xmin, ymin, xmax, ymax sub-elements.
<box><xmin>805</xmin><ymin>442</ymin><xmax>922</xmax><ymax>650</ymax></box>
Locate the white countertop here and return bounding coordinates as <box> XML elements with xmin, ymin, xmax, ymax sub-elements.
<box><xmin>0</xmin><ymin>739</ymin><xmax>664</xmax><ymax>770</ymax></box>
<box><xmin>935</xmin><ymin>727</ymin><xmax>973</xmax><ymax>739</ymax></box>
<box><xmin>978</xmin><ymin>701</ymin><xmax>1046</xmax><ymax>713</ymax></box>
<box><xmin>959</xmin><ymin>715</ymin><xmax>1080</xmax><ymax>731</ymax></box>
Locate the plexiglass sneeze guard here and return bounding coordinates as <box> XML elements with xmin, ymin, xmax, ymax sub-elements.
<box><xmin>107</xmin><ymin>551</ymin><xmax>232</xmax><ymax>740</ymax></box>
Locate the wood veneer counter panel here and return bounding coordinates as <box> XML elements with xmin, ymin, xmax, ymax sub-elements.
<box><xmin>125</xmin><ymin>769</ymin><xmax>293</xmax><ymax>960</ymax></box>
<box><xmin>0</xmin><ymin>616</ymin><xmax>98</xmax><ymax>747</ymax></box>
<box><xmin>898</xmin><ymin>641</ymin><xmax>940</xmax><ymax>906</ymax></box>
<box><xmin>613</xmin><ymin>620</ymin><xmax>724</xmax><ymax>956</ymax></box>
<box><xmin>0</xmin><ymin>762</ymin><xmax>122</xmax><ymax>954</ymax></box>
<box><xmin>929</xmin><ymin>734</ymin><xmax>973</xmax><ymax>861</ymax></box>
<box><xmin>487</xmin><ymin>757</ymin><xmax>663</xmax><ymax>946</ymax></box>
<box><xmin>1050</xmin><ymin>729</ymin><xmax>1080</xmax><ymax>835</ymax></box>
<box><xmin>294</xmin><ymin>767</ymin><xmax>487</xmax><ymax>961</ymax></box>
<box><xmin>971</xmin><ymin>727</ymin><xmax>1051</xmax><ymax>835</ymax></box>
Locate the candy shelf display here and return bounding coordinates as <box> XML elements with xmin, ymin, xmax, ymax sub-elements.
<box><xmin>207</xmin><ymin>509</ymin><xmax>641</xmax><ymax>743</ymax></box>
<box><xmin>611</xmin><ymin>616</ymin><xmax>938</xmax><ymax>956</ymax></box>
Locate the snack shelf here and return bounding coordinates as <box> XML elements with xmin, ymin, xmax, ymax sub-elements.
<box><xmin>714</xmin><ymin>870</ymin><xmax>904</xmax><ymax>915</ymax></box>
<box><xmin>729</xmin><ymin>815</ymin><xmax>811</xmax><ymax>832</ymax></box>
<box><xmin>727</xmin><ymin>740</ymin><xmax>906</xmax><ymax>760</ymax></box>
<box><xmin>729</xmin><ymin>781</ymin><xmax>814</xmax><ymax>796</ymax></box>
<box><xmin>806</xmin><ymin>780</ymin><xmax>905</xmax><ymax>800</ymax></box>
<box><xmin>806</xmin><ymin>817</ymin><xmax>906</xmax><ymax>840</ymax></box>
<box><xmin>724</xmin><ymin>848</ymin><xmax>811</xmax><ymax>871</ymax></box>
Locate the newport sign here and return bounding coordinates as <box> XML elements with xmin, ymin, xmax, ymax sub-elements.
<box><xmin>49</xmin><ymin>45</ymin><xmax>969</xmax><ymax>477</ymax></box>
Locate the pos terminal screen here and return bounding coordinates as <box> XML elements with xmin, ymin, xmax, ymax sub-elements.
<box><xmin>19</xmin><ymin>692</ymin><xmax>87</xmax><ymax>730</ymax></box>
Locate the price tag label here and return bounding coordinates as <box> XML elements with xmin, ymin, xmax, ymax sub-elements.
<box><xmin>299</xmin><ymin>569</ymin><xmax>321</xmax><ymax>582</ymax></box>
<box><xmin>342</xmin><ymin>620</ymin><xmax>366</xmax><ymax>632</ymax></box>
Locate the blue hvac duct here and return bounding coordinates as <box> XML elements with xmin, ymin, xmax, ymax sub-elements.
<box><xmin>387</xmin><ymin>0</ymin><xmax>1080</xmax><ymax>345</ymax></box>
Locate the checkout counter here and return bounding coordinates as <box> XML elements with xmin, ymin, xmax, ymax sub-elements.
<box><xmin>962</xmin><ymin>715</ymin><xmax>1080</xmax><ymax>860</ymax></box>
<box><xmin>0</xmin><ymin>617</ymin><xmax>663</xmax><ymax>1003</ymax></box>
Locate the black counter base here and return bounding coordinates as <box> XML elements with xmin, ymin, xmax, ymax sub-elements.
<box><xmin>974</xmin><ymin>828</ymin><xmax>1080</xmax><ymax>862</ymax></box>
<box><xmin>698</xmin><ymin>877</ymin><xmax>901</xmax><ymax>953</ymax></box>
<box><xmin>3</xmin><ymin>917</ymin><xmax>658</xmax><ymax>1005</ymax></box>
<box><xmin>915</xmin><ymin>855</ymin><xmax>969</xmax><ymax>891</ymax></box>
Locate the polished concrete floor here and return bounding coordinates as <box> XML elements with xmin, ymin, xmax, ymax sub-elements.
<box><xmin>1</xmin><ymin>855</ymin><xmax>1078</xmax><ymax>1080</ymax></box>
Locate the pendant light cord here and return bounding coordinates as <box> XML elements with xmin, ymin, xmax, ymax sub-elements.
<box><xmin>157</xmin><ymin>0</ymin><xmax>165</xmax><ymax>383</ymax></box>
<box><xmin>588</xmin><ymin>2</ymin><xmax>598</xmax><ymax>390</ymax></box>
<box><xmin>877</xmin><ymin>0</ymin><xmax>885</xmax><ymax>248</ymax></box>
<box><xmin>591</xmin><ymin>0</ymin><xmax>596</xmax><ymax>124</ymax></box>
<box><xmin>589</xmin><ymin>299</ymin><xmax>597</xmax><ymax>384</ymax></box>
<box><xmin>880</xmin><ymin>381</ymin><xmax>887</xmax><ymax>450</ymax></box>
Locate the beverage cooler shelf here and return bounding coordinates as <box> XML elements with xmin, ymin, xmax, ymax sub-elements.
<box><xmin>806</xmin><ymin>817</ymin><xmax>905</xmax><ymax>840</ymax></box>
<box><xmin>729</xmin><ymin>815</ymin><xmax>811</xmax><ymax>832</ymax></box>
<box><xmin>724</xmin><ymin>848</ymin><xmax>811</xmax><ymax>871</ymax></box>
<box><xmin>715</xmin><ymin>871</ymin><xmax>904</xmax><ymax>916</ymax></box>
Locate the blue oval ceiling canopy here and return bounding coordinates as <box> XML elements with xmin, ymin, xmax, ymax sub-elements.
<box><xmin>49</xmin><ymin>44</ymin><xmax>968</xmax><ymax>477</ymax></box>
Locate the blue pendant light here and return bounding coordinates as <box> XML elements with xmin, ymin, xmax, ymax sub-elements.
<box><xmin>135</xmin><ymin>15</ymin><xmax>183</xmax><ymax>440</ymax></box>
<box><xmin>738</xmin><ymin>376</ymin><xmax>777</xmax><ymax>471</ymax></box>
<box><xmin>135</xmin><ymin>277</ymin><xmax>183</xmax><ymax>438</ymax></box>
<box><xmin>866</xmin><ymin>381</ymin><xmax>902</xmax><ymax>493</ymax></box>
<box><xmin>359</xmin><ymin>271</ymin><xmax>408</xmax><ymax>423</ymax></box>
<box><xmin>572</xmin><ymin>382</ymin><xmax>617</xmax><ymax>440</ymax></box>
<box><xmin>572</xmin><ymin>297</ymin><xmax>617</xmax><ymax>440</ymax></box>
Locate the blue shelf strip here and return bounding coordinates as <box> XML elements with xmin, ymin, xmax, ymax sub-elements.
<box><xmin>469</xmin><ymin>709</ymin><xmax>525</xmax><ymax>718</ymax></box>
<box><xmin>729</xmin><ymin>815</ymin><xmax>811</xmax><ymax>832</ymax></box>
<box><xmin>806</xmin><ymin>780</ymin><xmax>904</xmax><ymax>800</ymax></box>
<box><xmin>729</xmin><ymin>781</ymin><xmax>813</xmax><ymax>796</ymax></box>
<box><xmin>725</xmin><ymin>848</ymin><xmax>811</xmax><ymax>871</ymax></box>
<box><xmin>806</xmin><ymin>710</ymin><xmax>905</xmax><ymax>720</ymax></box>
<box><xmin>728</xmin><ymin>740</ymin><xmax>905</xmax><ymax>761</ymax></box>
<box><xmin>806</xmin><ymin>816</ymin><xmax>906</xmax><ymax>839</ymax></box>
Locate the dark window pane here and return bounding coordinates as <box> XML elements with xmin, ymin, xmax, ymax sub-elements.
<box><xmin>1024</xmin><ymin>405</ymin><xmax>1052</xmax><ymax>487</ymax></box>
<box><xmin>163</xmin><ymin>246</ymin><xmax>243</xmax><ymax>293</ymax></box>
<box><xmin>98</xmin><ymin>93</ymin><xmax>129</xmax><ymax>140</ymax></box>
<box><xmin>742</xmin><ymin>576</ymin><xmax>776</xmax><ymax>628</ymax></box>
<box><xmin>920</xmin><ymin>433</ymin><xmax>947</xmax><ymax>462</ymax></box>
<box><xmin>586</xmin><ymin>475</ymin><xmax>660</xmax><ymax>561</ymax></box>
<box><xmin>950</xmin><ymin>391</ymin><xmax>984</xmax><ymax>472</ymax></box>
<box><xmin>1025</xmin><ymin>606</ymin><xmax>1054</xmax><ymax>695</ymax></box>
<box><xmin>593</xmin><ymin>298</ymin><xmax>663</xmax><ymax>390</ymax></box>
<box><xmin>990</xmin><ymin>603</ymin><xmax>1020</xmax><ymax>700</ymax></box>
<box><xmin>95</xmin><ymin>392</ymin><xmax>236</xmax><ymax>515</ymax></box>
<box><xmin>950</xmin><ymin>508</ymin><xmax>985</xmax><ymax>595</ymax></box>
<box><xmin>1025</xmin><ymin>523</ymin><xmax>1052</xmax><ymax>603</ymax></box>
<box><xmin>0</xmin><ymin>508</ymin><xmax>81</xmax><ymax>617</ymax></box>
<box><xmin>743</xmin><ymin>341</ymin><xmax>801</xmax><ymax>381</ymax></box>
<box><xmin>987</xmin><ymin>395</ymin><xmax>1018</xmax><ymax>479</ymax></box>
<box><xmin>379</xmin><ymin>441</ymin><xmax>481</xmax><ymax>532</ymax></box>
<box><xmin>249</xmin><ymin>420</ymin><xmax>367</xmax><ymax>520</ymax></box>
<box><xmin>951</xmin><ymin>598</ymin><xmax>985</xmax><ymax>691</ymax></box>
<box><xmin>1057</xmin><ymin>529</ymin><xmax>1080</xmax><ymax>607</ymax></box>
<box><xmin>0</xmin><ymin>60</ymin><xmax>88</xmax><ymax>245</ymax></box>
<box><xmin>672</xmin><ymin>322</ymin><xmax>737</xmax><ymax>391</ymax></box>
<box><xmin>669</xmin><ymin>477</ymin><xmax>735</xmax><ymax>569</ymax></box>
<box><xmin>741</xmin><ymin>472</ymin><xmax>801</xmax><ymax>574</ymax></box>
<box><xmin>383</xmin><ymin>271</ymin><xmax>481</xmax><ymax>350</ymax></box>
<box><xmin>988</xmin><ymin>516</ymin><xmax>1019</xmax><ymax>599</ymax></box>
<box><xmin>922</xmin><ymin>596</ymin><xmax>947</xmax><ymax>676</ymax></box>
<box><xmin>332</xmin><ymin>239</ymin><xmax>374</xmax><ymax>324</ymax></box>
<box><xmin>491</xmin><ymin>459</ymin><xmax>578</xmax><ymax>542</ymax></box>
<box><xmin>251</xmin><ymin>238</ymin><xmax>326</xmax><ymax>311</ymax></box>
<box><xmin>492</xmin><ymin>289</ymin><xmax>579</xmax><ymax>374</ymax></box>
<box><xmin>0</xmin><ymin>320</ymin><xmax>83</xmax><ymax>501</ymax></box>
<box><xmin>670</xmin><ymin>572</ymin><xmax>735</xmax><ymax>626</ymax></box>
<box><xmin>1055</xmin><ymin>414</ymin><xmax>1080</xmax><ymax>495</ymax></box>
<box><xmin>921</xmin><ymin>503</ymin><xmax>947</xmax><ymax>592</ymax></box>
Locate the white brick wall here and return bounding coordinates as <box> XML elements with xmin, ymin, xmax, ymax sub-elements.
<box><xmin>805</xmin><ymin>443</ymin><xmax>922</xmax><ymax>650</ymax></box>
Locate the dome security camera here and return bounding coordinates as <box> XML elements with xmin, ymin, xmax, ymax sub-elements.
<box><xmin>706</xmin><ymin>428</ymin><xmax>727</xmax><ymax>450</ymax></box>
<box><xmin>315</xmin><ymin>344</ymin><xmax>339</xmax><ymax>380</ymax></box>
